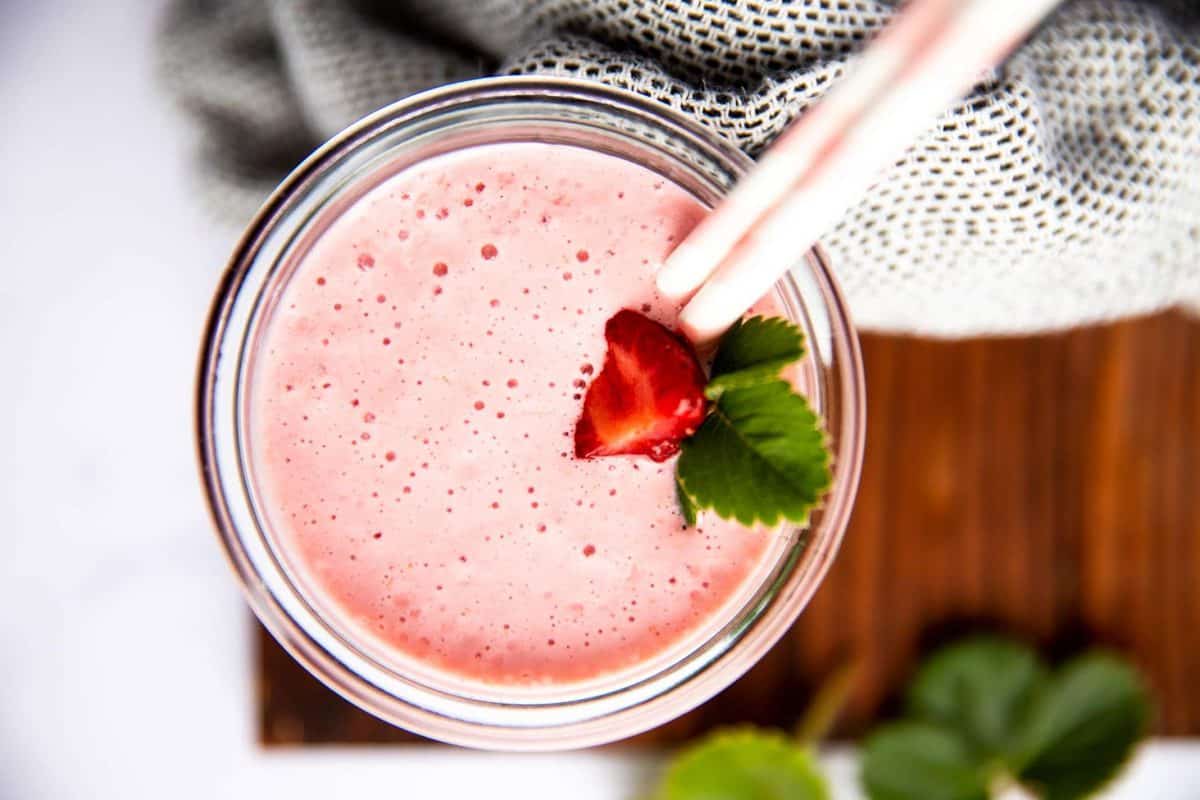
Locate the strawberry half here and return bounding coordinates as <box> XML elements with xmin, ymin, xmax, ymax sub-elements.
<box><xmin>574</xmin><ymin>309</ymin><xmax>708</xmax><ymax>462</ymax></box>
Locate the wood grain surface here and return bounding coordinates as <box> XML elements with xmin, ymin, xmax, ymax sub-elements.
<box><xmin>258</xmin><ymin>310</ymin><xmax>1199</xmax><ymax>745</ymax></box>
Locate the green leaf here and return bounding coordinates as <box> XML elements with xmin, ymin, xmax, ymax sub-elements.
<box><xmin>676</xmin><ymin>473</ymin><xmax>698</xmax><ymax>527</ymax></box>
<box><xmin>654</xmin><ymin>728</ymin><xmax>829</xmax><ymax>800</ymax></box>
<box><xmin>1013</xmin><ymin>653</ymin><xmax>1151</xmax><ymax>800</ymax></box>
<box><xmin>861</xmin><ymin>722</ymin><xmax>990</xmax><ymax>800</ymax></box>
<box><xmin>706</xmin><ymin>316</ymin><xmax>806</xmax><ymax>400</ymax></box>
<box><xmin>677</xmin><ymin>381</ymin><xmax>830</xmax><ymax>527</ymax></box>
<box><xmin>860</xmin><ymin>639</ymin><xmax>1150</xmax><ymax>800</ymax></box>
<box><xmin>906</xmin><ymin>636</ymin><xmax>1047</xmax><ymax>762</ymax></box>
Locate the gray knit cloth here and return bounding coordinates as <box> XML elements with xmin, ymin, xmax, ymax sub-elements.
<box><xmin>159</xmin><ymin>0</ymin><xmax>1200</xmax><ymax>335</ymax></box>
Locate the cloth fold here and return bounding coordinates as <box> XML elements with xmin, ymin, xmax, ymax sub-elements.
<box><xmin>159</xmin><ymin>0</ymin><xmax>1200</xmax><ymax>335</ymax></box>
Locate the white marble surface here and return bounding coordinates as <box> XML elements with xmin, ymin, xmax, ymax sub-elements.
<box><xmin>0</xmin><ymin>1</ymin><xmax>1195</xmax><ymax>797</ymax></box>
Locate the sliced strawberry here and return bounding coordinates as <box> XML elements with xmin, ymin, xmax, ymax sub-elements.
<box><xmin>574</xmin><ymin>309</ymin><xmax>708</xmax><ymax>462</ymax></box>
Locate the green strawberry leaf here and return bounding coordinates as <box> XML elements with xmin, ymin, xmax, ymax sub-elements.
<box><xmin>676</xmin><ymin>381</ymin><xmax>831</xmax><ymax>527</ymax></box>
<box><xmin>1013</xmin><ymin>653</ymin><xmax>1152</xmax><ymax>800</ymax></box>
<box><xmin>706</xmin><ymin>316</ymin><xmax>806</xmax><ymax>400</ymax></box>
<box><xmin>861</xmin><ymin>722</ymin><xmax>991</xmax><ymax>800</ymax></box>
<box><xmin>676</xmin><ymin>473</ymin><xmax>698</xmax><ymax>527</ymax></box>
<box><xmin>654</xmin><ymin>728</ymin><xmax>829</xmax><ymax>800</ymax></box>
<box><xmin>860</xmin><ymin>638</ymin><xmax>1151</xmax><ymax>800</ymax></box>
<box><xmin>906</xmin><ymin>636</ymin><xmax>1047</xmax><ymax>762</ymax></box>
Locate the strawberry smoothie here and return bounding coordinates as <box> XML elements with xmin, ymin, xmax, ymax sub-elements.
<box><xmin>249</xmin><ymin>142</ymin><xmax>780</xmax><ymax>688</ymax></box>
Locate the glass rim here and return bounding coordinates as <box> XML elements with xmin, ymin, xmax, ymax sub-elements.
<box><xmin>196</xmin><ymin>75</ymin><xmax>865</xmax><ymax>750</ymax></box>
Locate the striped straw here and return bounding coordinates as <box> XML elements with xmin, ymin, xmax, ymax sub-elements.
<box><xmin>657</xmin><ymin>0</ymin><xmax>1062</xmax><ymax>343</ymax></box>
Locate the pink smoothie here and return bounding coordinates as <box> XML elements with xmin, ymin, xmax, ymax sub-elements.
<box><xmin>250</xmin><ymin>142</ymin><xmax>780</xmax><ymax>688</ymax></box>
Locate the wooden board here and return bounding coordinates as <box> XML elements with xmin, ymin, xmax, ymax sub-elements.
<box><xmin>258</xmin><ymin>310</ymin><xmax>1200</xmax><ymax>744</ymax></box>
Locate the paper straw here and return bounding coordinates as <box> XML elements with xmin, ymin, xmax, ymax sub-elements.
<box><xmin>657</xmin><ymin>0</ymin><xmax>1062</xmax><ymax>343</ymax></box>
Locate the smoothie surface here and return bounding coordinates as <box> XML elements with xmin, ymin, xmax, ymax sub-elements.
<box><xmin>250</xmin><ymin>142</ymin><xmax>777</xmax><ymax>686</ymax></box>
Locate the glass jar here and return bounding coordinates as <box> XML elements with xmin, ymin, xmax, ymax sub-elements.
<box><xmin>197</xmin><ymin>76</ymin><xmax>865</xmax><ymax>750</ymax></box>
